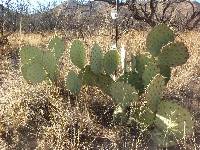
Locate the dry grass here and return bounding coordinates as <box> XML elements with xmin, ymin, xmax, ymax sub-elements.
<box><xmin>0</xmin><ymin>29</ymin><xmax>200</xmax><ymax>149</ymax></box>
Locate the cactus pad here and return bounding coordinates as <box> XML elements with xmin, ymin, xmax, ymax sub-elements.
<box><xmin>96</xmin><ymin>74</ymin><xmax>114</xmax><ymax>95</ymax></box>
<box><xmin>42</xmin><ymin>51</ymin><xmax>58</xmax><ymax>82</ymax></box>
<box><xmin>104</xmin><ymin>50</ymin><xmax>120</xmax><ymax>75</ymax></box>
<box><xmin>159</xmin><ymin>65</ymin><xmax>171</xmax><ymax>84</ymax></box>
<box><xmin>129</xmin><ymin>105</ymin><xmax>155</xmax><ymax>127</ymax></box>
<box><xmin>152</xmin><ymin>100</ymin><xmax>194</xmax><ymax>147</ymax></box>
<box><xmin>110</xmin><ymin>81</ymin><xmax>138</xmax><ymax>108</ymax></box>
<box><xmin>65</xmin><ymin>70</ymin><xmax>82</xmax><ymax>94</ymax></box>
<box><xmin>135</xmin><ymin>53</ymin><xmax>155</xmax><ymax>77</ymax></box>
<box><xmin>79</xmin><ymin>65</ymin><xmax>96</xmax><ymax>86</ymax></box>
<box><xmin>131</xmin><ymin>54</ymin><xmax>136</xmax><ymax>71</ymax></box>
<box><xmin>90</xmin><ymin>43</ymin><xmax>104</xmax><ymax>74</ymax></box>
<box><xmin>20</xmin><ymin>43</ymin><xmax>62</xmax><ymax>84</ymax></box>
<box><xmin>79</xmin><ymin>65</ymin><xmax>113</xmax><ymax>94</ymax></box>
<box><xmin>139</xmin><ymin>109</ymin><xmax>156</xmax><ymax>127</ymax></box>
<box><xmin>48</xmin><ymin>36</ymin><xmax>65</xmax><ymax>61</ymax></box>
<box><xmin>146</xmin><ymin>24</ymin><xmax>175</xmax><ymax>56</ymax></box>
<box><xmin>158</xmin><ymin>42</ymin><xmax>189</xmax><ymax>67</ymax></box>
<box><xmin>144</xmin><ymin>74</ymin><xmax>165</xmax><ymax>113</ymax></box>
<box><xmin>20</xmin><ymin>46</ymin><xmax>43</xmax><ymax>64</ymax></box>
<box><xmin>118</xmin><ymin>72</ymin><xmax>143</xmax><ymax>93</ymax></box>
<box><xmin>70</xmin><ymin>40</ymin><xmax>86</xmax><ymax>69</ymax></box>
<box><xmin>113</xmin><ymin>105</ymin><xmax>129</xmax><ymax>125</ymax></box>
<box><xmin>142</xmin><ymin>62</ymin><xmax>160</xmax><ymax>88</ymax></box>
<box><xmin>21</xmin><ymin>61</ymin><xmax>46</xmax><ymax>84</ymax></box>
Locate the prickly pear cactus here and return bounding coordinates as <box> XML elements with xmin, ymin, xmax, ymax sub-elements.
<box><xmin>130</xmin><ymin>74</ymin><xmax>165</xmax><ymax>127</ymax></box>
<box><xmin>145</xmin><ymin>24</ymin><xmax>189</xmax><ymax>85</ymax></box>
<box><xmin>19</xmin><ymin>23</ymin><xmax>194</xmax><ymax>149</ymax></box>
<box><xmin>134</xmin><ymin>108</ymin><xmax>156</xmax><ymax>127</ymax></box>
<box><xmin>113</xmin><ymin>105</ymin><xmax>129</xmax><ymax>125</ymax></box>
<box><xmin>131</xmin><ymin>54</ymin><xmax>136</xmax><ymax>71</ymax></box>
<box><xmin>152</xmin><ymin>101</ymin><xmax>194</xmax><ymax>147</ymax></box>
<box><xmin>158</xmin><ymin>42</ymin><xmax>189</xmax><ymax>67</ymax></box>
<box><xmin>146</xmin><ymin>24</ymin><xmax>175</xmax><ymax>56</ymax></box>
<box><xmin>42</xmin><ymin>51</ymin><xmax>58</xmax><ymax>82</ymax></box>
<box><xmin>159</xmin><ymin>65</ymin><xmax>171</xmax><ymax>84</ymax></box>
<box><xmin>104</xmin><ymin>50</ymin><xmax>120</xmax><ymax>75</ymax></box>
<box><xmin>63</xmin><ymin>23</ymin><xmax>192</xmax><ymax>149</ymax></box>
<box><xmin>118</xmin><ymin>71</ymin><xmax>143</xmax><ymax>93</ymax></box>
<box><xmin>90</xmin><ymin>43</ymin><xmax>104</xmax><ymax>74</ymax></box>
<box><xmin>79</xmin><ymin>65</ymin><xmax>96</xmax><ymax>86</ymax></box>
<box><xmin>48</xmin><ymin>36</ymin><xmax>65</xmax><ymax>61</ymax></box>
<box><xmin>110</xmin><ymin>81</ymin><xmax>138</xmax><ymax>108</ymax></box>
<box><xmin>142</xmin><ymin>62</ymin><xmax>160</xmax><ymax>88</ymax></box>
<box><xmin>118</xmin><ymin>53</ymin><xmax>157</xmax><ymax>93</ymax></box>
<box><xmin>135</xmin><ymin>53</ymin><xmax>155</xmax><ymax>78</ymax></box>
<box><xmin>21</xmin><ymin>60</ymin><xmax>46</xmax><ymax>84</ymax></box>
<box><xmin>67</xmin><ymin>40</ymin><xmax>116</xmax><ymax>95</ymax></box>
<box><xmin>78</xmin><ymin>65</ymin><xmax>113</xmax><ymax>95</ymax></box>
<box><xmin>20</xmin><ymin>36</ymin><xmax>64</xmax><ymax>84</ymax></box>
<box><xmin>144</xmin><ymin>74</ymin><xmax>165</xmax><ymax>113</ymax></box>
<box><xmin>96</xmin><ymin>74</ymin><xmax>114</xmax><ymax>95</ymax></box>
<box><xmin>65</xmin><ymin>70</ymin><xmax>82</xmax><ymax>94</ymax></box>
<box><xmin>70</xmin><ymin>40</ymin><xmax>86</xmax><ymax>69</ymax></box>
<box><xmin>20</xmin><ymin>46</ymin><xmax>43</xmax><ymax>64</ymax></box>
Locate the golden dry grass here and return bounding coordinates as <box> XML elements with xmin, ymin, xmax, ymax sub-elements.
<box><xmin>0</xmin><ymin>29</ymin><xmax>200</xmax><ymax>149</ymax></box>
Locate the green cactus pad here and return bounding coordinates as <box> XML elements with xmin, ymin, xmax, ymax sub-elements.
<box><xmin>145</xmin><ymin>74</ymin><xmax>165</xmax><ymax>113</ymax></box>
<box><xmin>158</xmin><ymin>42</ymin><xmax>189</xmax><ymax>67</ymax></box>
<box><xmin>151</xmin><ymin>127</ymin><xmax>176</xmax><ymax>148</ymax></box>
<box><xmin>146</xmin><ymin>24</ymin><xmax>175</xmax><ymax>56</ymax></box>
<box><xmin>20</xmin><ymin>46</ymin><xmax>43</xmax><ymax>64</ymax></box>
<box><xmin>135</xmin><ymin>53</ymin><xmax>155</xmax><ymax>78</ymax></box>
<box><xmin>142</xmin><ymin>62</ymin><xmax>160</xmax><ymax>88</ymax></box>
<box><xmin>138</xmin><ymin>109</ymin><xmax>156</xmax><ymax>127</ymax></box>
<box><xmin>42</xmin><ymin>51</ymin><xmax>58</xmax><ymax>82</ymax></box>
<box><xmin>117</xmin><ymin>72</ymin><xmax>130</xmax><ymax>84</ymax></box>
<box><xmin>20</xmin><ymin>46</ymin><xmax>59</xmax><ymax>84</ymax></box>
<box><xmin>131</xmin><ymin>54</ymin><xmax>136</xmax><ymax>71</ymax></box>
<box><xmin>48</xmin><ymin>36</ymin><xmax>65</xmax><ymax>61</ymax></box>
<box><xmin>113</xmin><ymin>105</ymin><xmax>129</xmax><ymax>125</ymax></box>
<box><xmin>128</xmin><ymin>72</ymin><xmax>144</xmax><ymax>93</ymax></box>
<box><xmin>90</xmin><ymin>43</ymin><xmax>104</xmax><ymax>74</ymax></box>
<box><xmin>129</xmin><ymin>105</ymin><xmax>140</xmax><ymax>124</ymax></box>
<box><xmin>65</xmin><ymin>70</ymin><xmax>82</xmax><ymax>94</ymax></box>
<box><xmin>129</xmin><ymin>105</ymin><xmax>155</xmax><ymax>127</ymax></box>
<box><xmin>79</xmin><ymin>65</ymin><xmax>113</xmax><ymax>94</ymax></box>
<box><xmin>79</xmin><ymin>66</ymin><xmax>96</xmax><ymax>86</ymax></box>
<box><xmin>96</xmin><ymin>74</ymin><xmax>114</xmax><ymax>95</ymax></box>
<box><xmin>110</xmin><ymin>81</ymin><xmax>138</xmax><ymax>108</ymax></box>
<box><xmin>159</xmin><ymin>65</ymin><xmax>171</xmax><ymax>84</ymax></box>
<box><xmin>118</xmin><ymin>72</ymin><xmax>144</xmax><ymax>93</ymax></box>
<box><xmin>70</xmin><ymin>40</ymin><xmax>86</xmax><ymax>69</ymax></box>
<box><xmin>104</xmin><ymin>50</ymin><xmax>120</xmax><ymax>75</ymax></box>
<box><xmin>152</xmin><ymin>100</ymin><xmax>194</xmax><ymax>147</ymax></box>
<box><xmin>21</xmin><ymin>61</ymin><xmax>46</xmax><ymax>84</ymax></box>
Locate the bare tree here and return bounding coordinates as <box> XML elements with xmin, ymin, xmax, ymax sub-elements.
<box><xmin>93</xmin><ymin>0</ymin><xmax>200</xmax><ymax>30</ymax></box>
<box><xmin>0</xmin><ymin>0</ymin><xmax>12</xmax><ymax>46</ymax></box>
<box><xmin>1</xmin><ymin>0</ymin><xmax>199</xmax><ymax>39</ymax></box>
